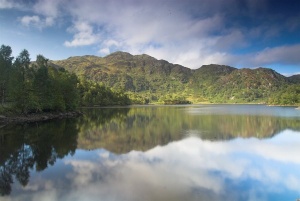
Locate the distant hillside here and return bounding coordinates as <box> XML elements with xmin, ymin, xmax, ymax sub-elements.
<box><xmin>200</xmin><ymin>67</ymin><xmax>289</xmax><ymax>103</ymax></box>
<box><xmin>52</xmin><ymin>52</ymin><xmax>299</xmax><ymax>104</ymax></box>
<box><xmin>288</xmin><ymin>74</ymin><xmax>300</xmax><ymax>84</ymax></box>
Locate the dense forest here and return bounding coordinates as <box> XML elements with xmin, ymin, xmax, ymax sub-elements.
<box><xmin>0</xmin><ymin>45</ymin><xmax>130</xmax><ymax>115</ymax></box>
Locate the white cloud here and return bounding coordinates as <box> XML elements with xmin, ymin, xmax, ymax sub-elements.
<box><xmin>231</xmin><ymin>44</ymin><xmax>300</xmax><ymax>69</ymax></box>
<box><xmin>59</xmin><ymin>0</ymin><xmax>237</xmax><ymax>67</ymax></box>
<box><xmin>104</xmin><ymin>39</ymin><xmax>121</xmax><ymax>48</ymax></box>
<box><xmin>4</xmin><ymin>0</ymin><xmax>300</xmax><ymax>71</ymax></box>
<box><xmin>19</xmin><ymin>15</ymin><xmax>54</xmax><ymax>30</ymax></box>
<box><xmin>59</xmin><ymin>0</ymin><xmax>300</xmax><ymax>70</ymax></box>
<box><xmin>0</xmin><ymin>0</ymin><xmax>22</xmax><ymax>9</ymax></box>
<box><xmin>7</xmin><ymin>0</ymin><xmax>62</xmax><ymax>30</ymax></box>
<box><xmin>20</xmin><ymin>15</ymin><xmax>41</xmax><ymax>27</ymax></box>
<box><xmin>98</xmin><ymin>48</ymin><xmax>110</xmax><ymax>55</ymax></box>
<box><xmin>64</xmin><ymin>21</ymin><xmax>101</xmax><ymax>47</ymax></box>
<box><xmin>251</xmin><ymin>44</ymin><xmax>300</xmax><ymax>66</ymax></box>
<box><xmin>33</xmin><ymin>0</ymin><xmax>62</xmax><ymax>18</ymax></box>
<box><xmin>97</xmin><ymin>39</ymin><xmax>122</xmax><ymax>55</ymax></box>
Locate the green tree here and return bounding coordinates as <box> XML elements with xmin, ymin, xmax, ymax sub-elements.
<box><xmin>10</xmin><ymin>49</ymin><xmax>38</xmax><ymax>114</ymax></box>
<box><xmin>78</xmin><ymin>78</ymin><xmax>130</xmax><ymax>106</ymax></box>
<box><xmin>33</xmin><ymin>56</ymin><xmax>52</xmax><ymax>111</ymax></box>
<box><xmin>0</xmin><ymin>45</ymin><xmax>14</xmax><ymax>106</ymax></box>
<box><xmin>57</xmin><ymin>71</ymin><xmax>79</xmax><ymax>110</ymax></box>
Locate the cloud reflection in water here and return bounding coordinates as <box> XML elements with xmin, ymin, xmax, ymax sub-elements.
<box><xmin>4</xmin><ymin>130</ymin><xmax>300</xmax><ymax>201</ymax></box>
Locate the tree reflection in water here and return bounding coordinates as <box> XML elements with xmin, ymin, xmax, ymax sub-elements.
<box><xmin>1</xmin><ymin>105</ymin><xmax>299</xmax><ymax>196</ymax></box>
<box><xmin>0</xmin><ymin>119</ymin><xmax>78</xmax><ymax>196</ymax></box>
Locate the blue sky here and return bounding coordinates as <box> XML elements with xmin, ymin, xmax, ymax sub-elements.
<box><xmin>0</xmin><ymin>0</ymin><xmax>300</xmax><ymax>76</ymax></box>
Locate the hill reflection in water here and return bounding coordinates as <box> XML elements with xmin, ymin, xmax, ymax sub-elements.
<box><xmin>77</xmin><ymin>105</ymin><xmax>300</xmax><ymax>152</ymax></box>
<box><xmin>1</xmin><ymin>105</ymin><xmax>300</xmax><ymax>199</ymax></box>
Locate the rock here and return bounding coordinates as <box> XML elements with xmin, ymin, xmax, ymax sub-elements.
<box><xmin>0</xmin><ymin>115</ymin><xmax>7</xmax><ymax>119</ymax></box>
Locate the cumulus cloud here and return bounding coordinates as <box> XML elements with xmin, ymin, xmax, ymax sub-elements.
<box><xmin>62</xmin><ymin>0</ymin><xmax>230</xmax><ymax>67</ymax></box>
<box><xmin>64</xmin><ymin>21</ymin><xmax>101</xmax><ymax>47</ymax></box>
<box><xmin>3</xmin><ymin>0</ymin><xmax>300</xmax><ymax>70</ymax></box>
<box><xmin>8</xmin><ymin>0</ymin><xmax>62</xmax><ymax>30</ymax></box>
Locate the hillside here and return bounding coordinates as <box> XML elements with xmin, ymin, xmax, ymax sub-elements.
<box><xmin>52</xmin><ymin>52</ymin><xmax>299</xmax><ymax>104</ymax></box>
<box><xmin>202</xmin><ymin>67</ymin><xmax>289</xmax><ymax>103</ymax></box>
<box><xmin>288</xmin><ymin>74</ymin><xmax>300</xmax><ymax>84</ymax></box>
<box><xmin>52</xmin><ymin>52</ymin><xmax>192</xmax><ymax>102</ymax></box>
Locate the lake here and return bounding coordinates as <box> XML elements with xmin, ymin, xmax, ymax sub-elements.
<box><xmin>1</xmin><ymin>104</ymin><xmax>300</xmax><ymax>201</ymax></box>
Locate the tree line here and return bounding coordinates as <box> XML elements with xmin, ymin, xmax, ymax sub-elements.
<box><xmin>0</xmin><ymin>45</ymin><xmax>130</xmax><ymax>115</ymax></box>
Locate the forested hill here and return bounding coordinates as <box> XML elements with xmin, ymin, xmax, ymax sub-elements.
<box><xmin>52</xmin><ymin>51</ymin><xmax>300</xmax><ymax>105</ymax></box>
<box><xmin>52</xmin><ymin>51</ymin><xmax>192</xmax><ymax>93</ymax></box>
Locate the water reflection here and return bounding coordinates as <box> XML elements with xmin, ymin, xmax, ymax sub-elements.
<box><xmin>3</xmin><ymin>130</ymin><xmax>300</xmax><ymax>201</ymax></box>
<box><xmin>0</xmin><ymin>119</ymin><xmax>78</xmax><ymax>196</ymax></box>
<box><xmin>1</xmin><ymin>105</ymin><xmax>300</xmax><ymax>199</ymax></box>
<box><xmin>77</xmin><ymin>105</ymin><xmax>300</xmax><ymax>152</ymax></box>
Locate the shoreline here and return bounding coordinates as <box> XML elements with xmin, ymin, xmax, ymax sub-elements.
<box><xmin>1</xmin><ymin>103</ymin><xmax>298</xmax><ymax>125</ymax></box>
<box><xmin>81</xmin><ymin>103</ymin><xmax>299</xmax><ymax>108</ymax></box>
<box><xmin>0</xmin><ymin>111</ymin><xmax>83</xmax><ymax>125</ymax></box>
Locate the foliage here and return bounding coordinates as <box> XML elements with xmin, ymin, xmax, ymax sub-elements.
<box><xmin>52</xmin><ymin>52</ymin><xmax>193</xmax><ymax>104</ymax></box>
<box><xmin>9</xmin><ymin>49</ymin><xmax>38</xmax><ymax>113</ymax></box>
<box><xmin>267</xmin><ymin>84</ymin><xmax>300</xmax><ymax>106</ymax></box>
<box><xmin>0</xmin><ymin>45</ymin><xmax>136</xmax><ymax>115</ymax></box>
<box><xmin>7</xmin><ymin>51</ymin><xmax>79</xmax><ymax>113</ymax></box>
<box><xmin>78</xmin><ymin>78</ymin><xmax>131</xmax><ymax>106</ymax></box>
<box><xmin>126</xmin><ymin>92</ymin><xmax>150</xmax><ymax>104</ymax></box>
<box><xmin>158</xmin><ymin>94</ymin><xmax>192</xmax><ymax>104</ymax></box>
<box><xmin>0</xmin><ymin>45</ymin><xmax>14</xmax><ymax>106</ymax></box>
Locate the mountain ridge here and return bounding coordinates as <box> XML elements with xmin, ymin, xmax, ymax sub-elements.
<box><xmin>51</xmin><ymin>51</ymin><xmax>299</xmax><ymax>104</ymax></box>
<box><xmin>54</xmin><ymin>51</ymin><xmax>299</xmax><ymax>76</ymax></box>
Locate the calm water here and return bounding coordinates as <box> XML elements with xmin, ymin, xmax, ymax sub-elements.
<box><xmin>1</xmin><ymin>105</ymin><xmax>300</xmax><ymax>201</ymax></box>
